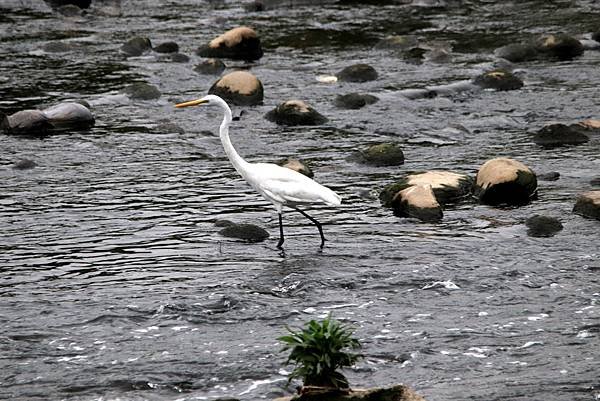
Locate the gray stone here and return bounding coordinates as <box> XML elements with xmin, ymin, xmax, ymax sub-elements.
<box><xmin>533</xmin><ymin>124</ymin><xmax>589</xmax><ymax>148</ymax></box>
<box><xmin>154</xmin><ymin>41</ymin><xmax>179</xmax><ymax>53</ymax></box>
<box><xmin>351</xmin><ymin>143</ymin><xmax>404</xmax><ymax>167</ymax></box>
<box><xmin>334</xmin><ymin>93</ymin><xmax>378</xmax><ymax>109</ymax></box>
<box><xmin>125</xmin><ymin>82</ymin><xmax>161</xmax><ymax>100</ymax></box>
<box><xmin>526</xmin><ymin>215</ymin><xmax>563</xmax><ymax>237</ymax></box>
<box><xmin>194</xmin><ymin>58</ymin><xmax>226</xmax><ymax>75</ymax></box>
<box><xmin>265</xmin><ymin>100</ymin><xmax>326</xmax><ymax>126</ymax></box>
<box><xmin>1</xmin><ymin>110</ymin><xmax>51</xmax><ymax>135</ymax></box>
<box><xmin>13</xmin><ymin>159</ymin><xmax>37</xmax><ymax>170</ymax></box>
<box><xmin>336</xmin><ymin>64</ymin><xmax>378</xmax><ymax>82</ymax></box>
<box><xmin>42</xmin><ymin>102</ymin><xmax>94</xmax><ymax>130</ymax></box>
<box><xmin>219</xmin><ymin>223</ymin><xmax>269</xmax><ymax>242</ymax></box>
<box><xmin>121</xmin><ymin>36</ymin><xmax>152</xmax><ymax>57</ymax></box>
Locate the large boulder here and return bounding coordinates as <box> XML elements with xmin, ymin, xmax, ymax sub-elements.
<box><xmin>265</xmin><ymin>100</ymin><xmax>326</xmax><ymax>126</ymax></box>
<box><xmin>573</xmin><ymin>191</ymin><xmax>600</xmax><ymax>220</ymax></box>
<box><xmin>197</xmin><ymin>26</ymin><xmax>263</xmax><ymax>61</ymax></box>
<box><xmin>334</xmin><ymin>93</ymin><xmax>378</xmax><ymax>109</ymax></box>
<box><xmin>209</xmin><ymin>71</ymin><xmax>263</xmax><ymax>106</ymax></box>
<box><xmin>472</xmin><ymin>69</ymin><xmax>523</xmax><ymax>91</ymax></box>
<box><xmin>380</xmin><ymin>171</ymin><xmax>472</xmax><ymax>207</ymax></box>
<box><xmin>350</xmin><ymin>143</ymin><xmax>404</xmax><ymax>167</ymax></box>
<box><xmin>336</xmin><ymin>64</ymin><xmax>378</xmax><ymax>82</ymax></box>
<box><xmin>121</xmin><ymin>36</ymin><xmax>152</xmax><ymax>56</ymax></box>
<box><xmin>474</xmin><ymin>158</ymin><xmax>537</xmax><ymax>206</ymax></box>
<box><xmin>392</xmin><ymin>185</ymin><xmax>443</xmax><ymax>222</ymax></box>
<box><xmin>42</xmin><ymin>102</ymin><xmax>94</xmax><ymax>130</ymax></box>
<box><xmin>533</xmin><ymin>124</ymin><xmax>590</xmax><ymax>147</ymax></box>
<box><xmin>1</xmin><ymin>110</ymin><xmax>51</xmax><ymax>135</ymax></box>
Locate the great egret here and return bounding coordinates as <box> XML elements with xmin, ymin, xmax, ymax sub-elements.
<box><xmin>175</xmin><ymin>94</ymin><xmax>341</xmax><ymax>249</ymax></box>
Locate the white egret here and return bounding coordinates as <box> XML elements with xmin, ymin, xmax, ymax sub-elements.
<box><xmin>175</xmin><ymin>95</ymin><xmax>341</xmax><ymax>249</ymax></box>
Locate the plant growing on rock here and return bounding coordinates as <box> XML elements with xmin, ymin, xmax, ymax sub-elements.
<box><xmin>279</xmin><ymin>315</ymin><xmax>362</xmax><ymax>390</ymax></box>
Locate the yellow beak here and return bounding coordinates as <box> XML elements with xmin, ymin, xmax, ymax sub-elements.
<box><xmin>175</xmin><ymin>98</ymin><xmax>208</xmax><ymax>108</ymax></box>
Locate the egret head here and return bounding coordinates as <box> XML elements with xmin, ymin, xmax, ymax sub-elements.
<box><xmin>175</xmin><ymin>94</ymin><xmax>222</xmax><ymax>109</ymax></box>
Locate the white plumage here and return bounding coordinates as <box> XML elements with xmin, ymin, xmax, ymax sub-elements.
<box><xmin>175</xmin><ymin>94</ymin><xmax>341</xmax><ymax>249</ymax></box>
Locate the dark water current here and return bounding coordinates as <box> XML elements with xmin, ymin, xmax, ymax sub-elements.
<box><xmin>1</xmin><ymin>1</ymin><xmax>599</xmax><ymax>400</ymax></box>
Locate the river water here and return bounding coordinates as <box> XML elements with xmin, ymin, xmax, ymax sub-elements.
<box><xmin>1</xmin><ymin>1</ymin><xmax>599</xmax><ymax>400</ymax></box>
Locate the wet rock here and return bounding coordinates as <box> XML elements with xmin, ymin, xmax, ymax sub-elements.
<box><xmin>474</xmin><ymin>158</ymin><xmax>537</xmax><ymax>206</ymax></box>
<box><xmin>121</xmin><ymin>36</ymin><xmax>152</xmax><ymax>57</ymax></box>
<box><xmin>194</xmin><ymin>58</ymin><xmax>226</xmax><ymax>75</ymax></box>
<box><xmin>1</xmin><ymin>110</ymin><xmax>51</xmax><ymax>135</ymax></box>
<box><xmin>274</xmin><ymin>384</ymin><xmax>427</xmax><ymax>401</ymax></box>
<box><xmin>591</xmin><ymin>177</ymin><xmax>600</xmax><ymax>187</ymax></box>
<box><xmin>42</xmin><ymin>102</ymin><xmax>94</xmax><ymax>130</ymax></box>
<box><xmin>214</xmin><ymin>219</ymin><xmax>235</xmax><ymax>227</ymax></box>
<box><xmin>336</xmin><ymin>64</ymin><xmax>378</xmax><ymax>82</ymax></box>
<box><xmin>392</xmin><ymin>185</ymin><xmax>443</xmax><ymax>222</ymax></box>
<box><xmin>56</xmin><ymin>4</ymin><xmax>85</xmax><ymax>16</ymax></box>
<box><xmin>350</xmin><ymin>143</ymin><xmax>404</xmax><ymax>167</ymax></box>
<box><xmin>278</xmin><ymin>158</ymin><xmax>314</xmax><ymax>178</ymax></box>
<box><xmin>538</xmin><ymin>171</ymin><xmax>560</xmax><ymax>181</ymax></box>
<box><xmin>218</xmin><ymin>223</ymin><xmax>269</xmax><ymax>243</ymax></box>
<box><xmin>197</xmin><ymin>26</ymin><xmax>263</xmax><ymax>61</ymax></box>
<box><xmin>494</xmin><ymin>43</ymin><xmax>538</xmax><ymax>62</ymax></box>
<box><xmin>45</xmin><ymin>0</ymin><xmax>91</xmax><ymax>8</ymax></box>
<box><xmin>533</xmin><ymin>124</ymin><xmax>589</xmax><ymax>147</ymax></box>
<box><xmin>576</xmin><ymin>118</ymin><xmax>600</xmax><ymax>132</ymax></box>
<box><xmin>525</xmin><ymin>215</ymin><xmax>563</xmax><ymax>238</ymax></box>
<box><xmin>124</xmin><ymin>82</ymin><xmax>161</xmax><ymax>100</ymax></box>
<box><xmin>573</xmin><ymin>191</ymin><xmax>600</xmax><ymax>220</ymax></box>
<box><xmin>154</xmin><ymin>41</ymin><xmax>179</xmax><ymax>53</ymax></box>
<box><xmin>169</xmin><ymin>53</ymin><xmax>190</xmax><ymax>63</ymax></box>
<box><xmin>265</xmin><ymin>100</ymin><xmax>327</xmax><ymax>126</ymax></box>
<box><xmin>375</xmin><ymin>35</ymin><xmax>419</xmax><ymax>51</ymax></box>
<box><xmin>244</xmin><ymin>0</ymin><xmax>265</xmax><ymax>11</ymax></box>
<box><xmin>535</xmin><ymin>34</ymin><xmax>584</xmax><ymax>61</ymax></box>
<box><xmin>472</xmin><ymin>69</ymin><xmax>523</xmax><ymax>91</ymax></box>
<box><xmin>334</xmin><ymin>93</ymin><xmax>378</xmax><ymax>109</ymax></box>
<box><xmin>208</xmin><ymin>71</ymin><xmax>263</xmax><ymax>106</ymax></box>
<box><xmin>13</xmin><ymin>159</ymin><xmax>37</xmax><ymax>170</ymax></box>
<box><xmin>379</xmin><ymin>170</ymin><xmax>472</xmax><ymax>207</ymax></box>
<box><xmin>42</xmin><ymin>41</ymin><xmax>75</xmax><ymax>53</ymax></box>
<box><xmin>156</xmin><ymin>121</ymin><xmax>185</xmax><ymax>135</ymax></box>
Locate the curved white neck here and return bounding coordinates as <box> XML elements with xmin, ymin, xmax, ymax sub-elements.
<box><xmin>216</xmin><ymin>99</ymin><xmax>250</xmax><ymax>175</ymax></box>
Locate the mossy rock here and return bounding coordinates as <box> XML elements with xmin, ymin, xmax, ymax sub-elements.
<box><xmin>336</xmin><ymin>64</ymin><xmax>378</xmax><ymax>82</ymax></box>
<box><xmin>265</xmin><ymin>100</ymin><xmax>327</xmax><ymax>126</ymax></box>
<box><xmin>278</xmin><ymin>157</ymin><xmax>314</xmax><ymax>178</ymax></box>
<box><xmin>472</xmin><ymin>69</ymin><xmax>523</xmax><ymax>91</ymax></box>
<box><xmin>334</xmin><ymin>93</ymin><xmax>378</xmax><ymax>109</ymax></box>
<box><xmin>535</xmin><ymin>34</ymin><xmax>584</xmax><ymax>60</ymax></box>
<box><xmin>125</xmin><ymin>82</ymin><xmax>161</xmax><ymax>100</ymax></box>
<box><xmin>533</xmin><ymin>124</ymin><xmax>590</xmax><ymax>147</ymax></box>
<box><xmin>526</xmin><ymin>215</ymin><xmax>563</xmax><ymax>237</ymax></box>
<box><xmin>121</xmin><ymin>36</ymin><xmax>152</xmax><ymax>56</ymax></box>
<box><xmin>194</xmin><ymin>58</ymin><xmax>226</xmax><ymax>75</ymax></box>
<box><xmin>351</xmin><ymin>143</ymin><xmax>404</xmax><ymax>167</ymax></box>
<box><xmin>573</xmin><ymin>191</ymin><xmax>600</xmax><ymax>220</ymax></box>
<box><xmin>474</xmin><ymin>158</ymin><xmax>537</xmax><ymax>206</ymax></box>
<box><xmin>219</xmin><ymin>223</ymin><xmax>269</xmax><ymax>242</ymax></box>
<box><xmin>197</xmin><ymin>26</ymin><xmax>263</xmax><ymax>61</ymax></box>
<box><xmin>209</xmin><ymin>71</ymin><xmax>263</xmax><ymax>106</ymax></box>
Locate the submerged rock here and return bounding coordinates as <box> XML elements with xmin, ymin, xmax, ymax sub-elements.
<box><xmin>392</xmin><ymin>184</ymin><xmax>443</xmax><ymax>222</ymax></box>
<box><xmin>535</xmin><ymin>34</ymin><xmax>584</xmax><ymax>60</ymax></box>
<box><xmin>334</xmin><ymin>93</ymin><xmax>378</xmax><ymax>109</ymax></box>
<box><xmin>42</xmin><ymin>102</ymin><xmax>94</xmax><ymax>130</ymax></box>
<box><xmin>336</xmin><ymin>64</ymin><xmax>378</xmax><ymax>82</ymax></box>
<box><xmin>1</xmin><ymin>110</ymin><xmax>51</xmax><ymax>135</ymax></box>
<box><xmin>379</xmin><ymin>170</ymin><xmax>472</xmax><ymax>207</ymax></box>
<box><xmin>494</xmin><ymin>42</ymin><xmax>539</xmax><ymax>62</ymax></box>
<box><xmin>125</xmin><ymin>82</ymin><xmax>161</xmax><ymax>100</ymax></box>
<box><xmin>197</xmin><ymin>26</ymin><xmax>263</xmax><ymax>61</ymax></box>
<box><xmin>591</xmin><ymin>177</ymin><xmax>600</xmax><ymax>187</ymax></box>
<box><xmin>533</xmin><ymin>124</ymin><xmax>589</xmax><ymax>147</ymax></box>
<box><xmin>274</xmin><ymin>384</ymin><xmax>427</xmax><ymax>401</ymax></box>
<box><xmin>169</xmin><ymin>53</ymin><xmax>190</xmax><ymax>63</ymax></box>
<box><xmin>194</xmin><ymin>58</ymin><xmax>226</xmax><ymax>75</ymax></box>
<box><xmin>154</xmin><ymin>41</ymin><xmax>179</xmax><ymax>53</ymax></box>
<box><xmin>526</xmin><ymin>215</ymin><xmax>563</xmax><ymax>237</ymax></box>
<box><xmin>538</xmin><ymin>171</ymin><xmax>560</xmax><ymax>181</ymax></box>
<box><xmin>278</xmin><ymin>158</ymin><xmax>314</xmax><ymax>178</ymax></box>
<box><xmin>42</xmin><ymin>41</ymin><xmax>75</xmax><ymax>53</ymax></box>
<box><xmin>351</xmin><ymin>143</ymin><xmax>404</xmax><ymax>167</ymax></box>
<box><xmin>218</xmin><ymin>223</ymin><xmax>269</xmax><ymax>242</ymax></box>
<box><xmin>573</xmin><ymin>191</ymin><xmax>600</xmax><ymax>220</ymax></box>
<box><xmin>472</xmin><ymin>69</ymin><xmax>523</xmax><ymax>91</ymax></box>
<box><xmin>265</xmin><ymin>100</ymin><xmax>327</xmax><ymax>126</ymax></box>
<box><xmin>474</xmin><ymin>158</ymin><xmax>537</xmax><ymax>206</ymax></box>
<box><xmin>121</xmin><ymin>36</ymin><xmax>152</xmax><ymax>56</ymax></box>
<box><xmin>209</xmin><ymin>71</ymin><xmax>263</xmax><ymax>106</ymax></box>
<box><xmin>13</xmin><ymin>159</ymin><xmax>37</xmax><ymax>170</ymax></box>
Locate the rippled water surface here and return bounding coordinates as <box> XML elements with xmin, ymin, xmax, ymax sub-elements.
<box><xmin>1</xmin><ymin>1</ymin><xmax>599</xmax><ymax>400</ymax></box>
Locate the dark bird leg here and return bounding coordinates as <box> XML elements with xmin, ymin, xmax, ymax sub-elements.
<box><xmin>295</xmin><ymin>207</ymin><xmax>326</xmax><ymax>248</ymax></box>
<box><xmin>276</xmin><ymin>213</ymin><xmax>285</xmax><ymax>249</ymax></box>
